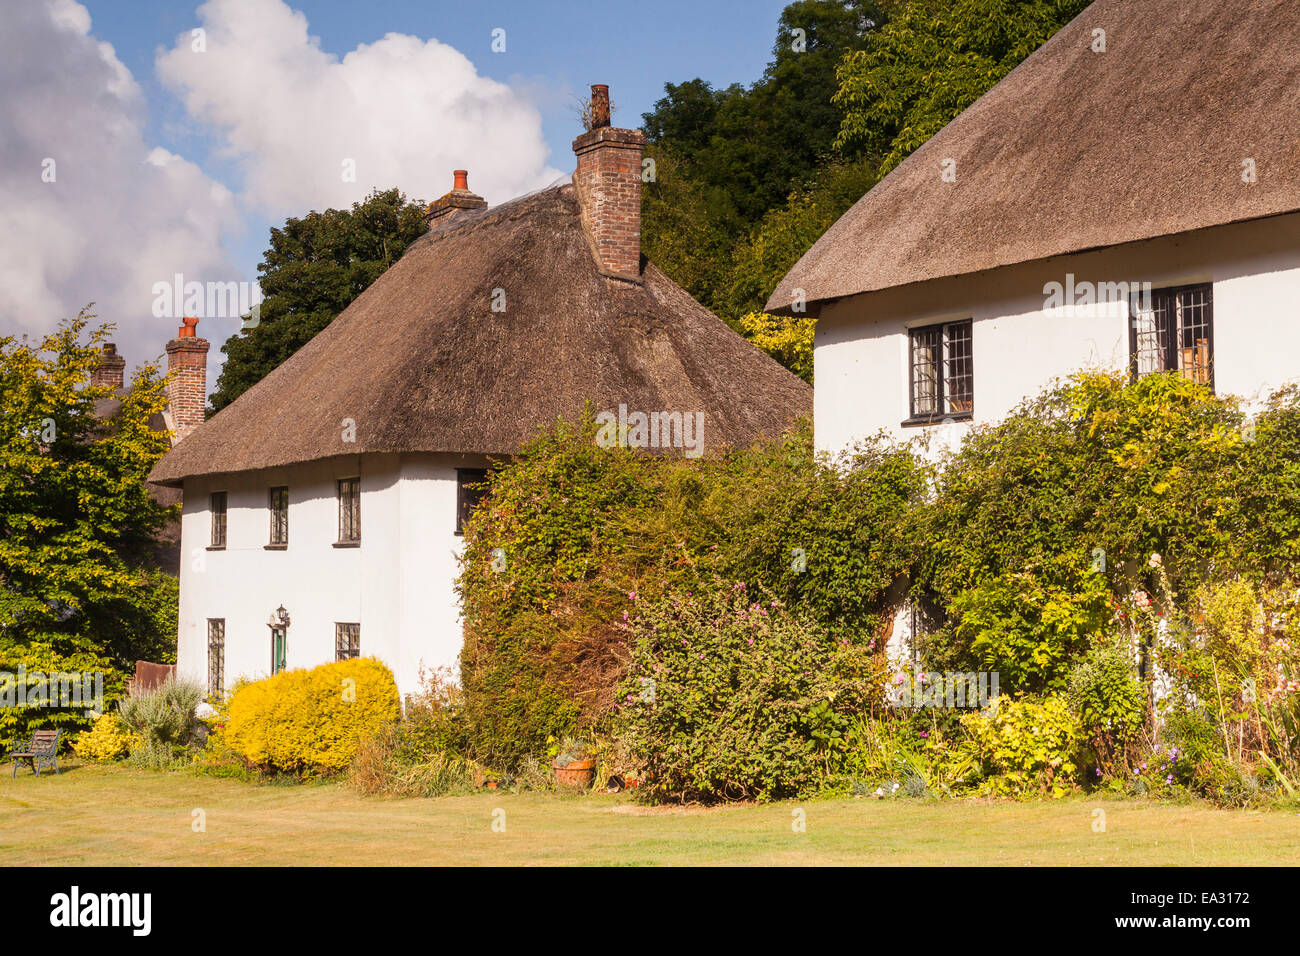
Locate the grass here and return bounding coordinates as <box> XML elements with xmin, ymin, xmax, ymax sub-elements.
<box><xmin>2</xmin><ymin>762</ymin><xmax>1297</xmax><ymax>866</ymax></box>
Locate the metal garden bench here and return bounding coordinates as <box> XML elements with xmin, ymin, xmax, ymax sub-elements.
<box><xmin>11</xmin><ymin>729</ymin><xmax>61</xmax><ymax>777</ymax></box>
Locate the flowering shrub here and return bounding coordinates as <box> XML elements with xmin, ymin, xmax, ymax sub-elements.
<box><xmin>612</xmin><ymin>581</ymin><xmax>879</xmax><ymax>802</ymax></box>
<box><xmin>71</xmin><ymin>712</ymin><xmax>134</xmax><ymax>762</ymax></box>
<box><xmin>224</xmin><ymin>658</ymin><xmax>400</xmax><ymax>776</ymax></box>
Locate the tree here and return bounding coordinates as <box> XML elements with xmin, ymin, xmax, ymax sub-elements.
<box><xmin>0</xmin><ymin>310</ymin><xmax>177</xmax><ymax>747</ymax></box>
<box><xmin>833</xmin><ymin>0</ymin><xmax>1091</xmax><ymax>172</ymax></box>
<box><xmin>209</xmin><ymin>188</ymin><xmax>428</xmax><ymax>412</ymax></box>
<box><xmin>720</xmin><ymin>154</ymin><xmax>881</xmax><ymax>323</ymax></box>
<box><xmin>642</xmin><ymin>1</ymin><xmax>886</xmax><ymax>230</ymax></box>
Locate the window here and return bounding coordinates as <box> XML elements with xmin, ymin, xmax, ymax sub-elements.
<box><xmin>1130</xmin><ymin>283</ymin><xmax>1213</xmax><ymax>388</ymax></box>
<box><xmin>908</xmin><ymin>319</ymin><xmax>973</xmax><ymax>423</ymax></box>
<box><xmin>207</xmin><ymin>619</ymin><xmax>225</xmax><ymax>698</ymax></box>
<box><xmin>337</xmin><ymin>477</ymin><xmax>361</xmax><ymax>544</ymax></box>
<box><xmin>270</xmin><ymin>625</ymin><xmax>287</xmax><ymax>675</ymax></box>
<box><xmin>456</xmin><ymin>468</ymin><xmax>489</xmax><ymax>535</ymax></box>
<box><xmin>335</xmin><ymin>623</ymin><xmax>360</xmax><ymax>660</ymax></box>
<box><xmin>268</xmin><ymin>486</ymin><xmax>289</xmax><ymax>547</ymax></box>
<box><xmin>209</xmin><ymin>492</ymin><xmax>227</xmax><ymax>548</ymax></box>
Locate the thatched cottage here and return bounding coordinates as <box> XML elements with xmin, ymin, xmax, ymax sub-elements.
<box><xmin>769</xmin><ymin>0</ymin><xmax>1300</xmax><ymax>459</ymax></box>
<box><xmin>148</xmin><ymin>86</ymin><xmax>811</xmax><ymax>699</ymax></box>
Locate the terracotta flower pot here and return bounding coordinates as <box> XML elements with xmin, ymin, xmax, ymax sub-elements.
<box><xmin>554</xmin><ymin>757</ymin><xmax>595</xmax><ymax>789</ymax></box>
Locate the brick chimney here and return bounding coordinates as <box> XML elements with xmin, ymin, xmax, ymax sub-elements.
<box><xmin>91</xmin><ymin>342</ymin><xmax>126</xmax><ymax>390</ymax></box>
<box><xmin>425</xmin><ymin>169</ymin><xmax>487</xmax><ymax>227</ymax></box>
<box><xmin>572</xmin><ymin>84</ymin><xmax>646</xmax><ymax>282</ymax></box>
<box><xmin>165</xmin><ymin>317</ymin><xmax>208</xmax><ymax>444</ymax></box>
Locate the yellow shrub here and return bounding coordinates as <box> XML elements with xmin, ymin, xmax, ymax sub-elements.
<box><xmin>71</xmin><ymin>713</ymin><xmax>134</xmax><ymax>762</ymax></box>
<box><xmin>224</xmin><ymin>658</ymin><xmax>400</xmax><ymax>775</ymax></box>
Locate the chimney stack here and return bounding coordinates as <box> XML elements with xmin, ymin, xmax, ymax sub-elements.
<box><xmin>425</xmin><ymin>169</ymin><xmax>487</xmax><ymax>228</ymax></box>
<box><xmin>92</xmin><ymin>342</ymin><xmax>126</xmax><ymax>390</ymax></box>
<box><xmin>165</xmin><ymin>317</ymin><xmax>208</xmax><ymax>444</ymax></box>
<box><xmin>572</xmin><ymin>84</ymin><xmax>646</xmax><ymax>282</ymax></box>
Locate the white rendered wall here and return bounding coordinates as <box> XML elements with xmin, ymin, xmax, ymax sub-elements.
<box><xmin>814</xmin><ymin>213</ymin><xmax>1300</xmax><ymax>457</ymax></box>
<box><xmin>175</xmin><ymin>452</ymin><xmax>484</xmax><ymax>698</ymax></box>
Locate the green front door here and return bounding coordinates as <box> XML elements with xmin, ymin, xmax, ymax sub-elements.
<box><xmin>271</xmin><ymin>626</ymin><xmax>287</xmax><ymax>675</ymax></box>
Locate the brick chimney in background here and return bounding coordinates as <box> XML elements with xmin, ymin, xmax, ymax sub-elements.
<box><xmin>165</xmin><ymin>317</ymin><xmax>208</xmax><ymax>444</ymax></box>
<box><xmin>572</xmin><ymin>84</ymin><xmax>646</xmax><ymax>282</ymax></box>
<box><xmin>91</xmin><ymin>342</ymin><xmax>126</xmax><ymax>390</ymax></box>
<box><xmin>425</xmin><ymin>169</ymin><xmax>487</xmax><ymax>227</ymax></box>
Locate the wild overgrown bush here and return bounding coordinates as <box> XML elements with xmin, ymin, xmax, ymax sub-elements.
<box><xmin>348</xmin><ymin>667</ymin><xmax>479</xmax><ymax>797</ymax></box>
<box><xmin>447</xmin><ymin>372</ymin><xmax>1300</xmax><ymax>804</ymax></box>
<box><xmin>612</xmin><ymin>583</ymin><xmax>881</xmax><ymax>802</ymax></box>
<box><xmin>1066</xmin><ymin>642</ymin><xmax>1146</xmax><ymax>774</ymax></box>
<box><xmin>224</xmin><ymin>658</ymin><xmax>399</xmax><ymax>776</ymax></box>
<box><xmin>458</xmin><ymin>411</ymin><xmax>924</xmax><ymax>772</ymax></box>
<box><xmin>959</xmin><ymin>695</ymin><xmax>1082</xmax><ymax>798</ymax></box>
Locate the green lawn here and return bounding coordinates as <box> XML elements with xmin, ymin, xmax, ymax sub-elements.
<box><xmin>2</xmin><ymin>762</ymin><xmax>1297</xmax><ymax>866</ymax></box>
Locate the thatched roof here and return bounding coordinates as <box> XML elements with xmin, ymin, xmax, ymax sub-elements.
<box><xmin>151</xmin><ymin>183</ymin><xmax>810</xmax><ymax>485</ymax></box>
<box><xmin>768</xmin><ymin>0</ymin><xmax>1300</xmax><ymax>314</ymax></box>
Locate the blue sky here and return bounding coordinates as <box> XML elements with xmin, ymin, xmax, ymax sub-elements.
<box><xmin>1</xmin><ymin>0</ymin><xmax>787</xmax><ymax>377</ymax></box>
<box><xmin>83</xmin><ymin>0</ymin><xmax>787</xmax><ymax>275</ymax></box>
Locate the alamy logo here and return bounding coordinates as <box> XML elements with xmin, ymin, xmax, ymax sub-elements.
<box><xmin>890</xmin><ymin>671</ymin><xmax>1000</xmax><ymax>714</ymax></box>
<box><xmin>151</xmin><ymin>273</ymin><xmax>263</xmax><ymax>328</ymax></box>
<box><xmin>0</xmin><ymin>666</ymin><xmax>104</xmax><ymax>712</ymax></box>
<box><xmin>595</xmin><ymin>404</ymin><xmax>705</xmax><ymax>458</ymax></box>
<box><xmin>1043</xmin><ymin>273</ymin><xmax>1152</xmax><ymax>319</ymax></box>
<box><xmin>49</xmin><ymin>886</ymin><xmax>151</xmax><ymax>936</ymax></box>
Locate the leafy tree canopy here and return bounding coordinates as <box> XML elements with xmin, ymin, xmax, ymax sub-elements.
<box><xmin>643</xmin><ymin>0</ymin><xmax>887</xmax><ymax>230</ymax></box>
<box><xmin>643</xmin><ymin>0</ymin><xmax>1087</xmax><ymax>379</ymax></box>
<box><xmin>0</xmin><ymin>311</ymin><xmax>178</xmax><ymax>746</ymax></box>
<box><xmin>833</xmin><ymin>0</ymin><xmax>1091</xmax><ymax>171</ymax></box>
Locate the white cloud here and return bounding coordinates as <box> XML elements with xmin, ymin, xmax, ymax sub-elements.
<box><xmin>0</xmin><ymin>0</ymin><xmax>240</xmax><ymax>374</ymax></box>
<box><xmin>156</xmin><ymin>0</ymin><xmax>564</xmax><ymax>217</ymax></box>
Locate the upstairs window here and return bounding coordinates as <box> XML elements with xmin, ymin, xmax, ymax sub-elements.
<box><xmin>210</xmin><ymin>492</ymin><xmax>227</xmax><ymax>548</ymax></box>
<box><xmin>335</xmin><ymin>623</ymin><xmax>360</xmax><ymax>661</ymax></box>
<box><xmin>207</xmin><ymin>619</ymin><xmax>225</xmax><ymax>698</ymax></box>
<box><xmin>268</xmin><ymin>486</ymin><xmax>289</xmax><ymax>547</ymax></box>
<box><xmin>1130</xmin><ymin>283</ymin><xmax>1214</xmax><ymax>388</ymax></box>
<box><xmin>908</xmin><ymin>319</ymin><xmax>973</xmax><ymax>423</ymax></box>
<box><xmin>456</xmin><ymin>468</ymin><xmax>489</xmax><ymax>535</ymax></box>
<box><xmin>337</xmin><ymin>477</ymin><xmax>361</xmax><ymax>544</ymax></box>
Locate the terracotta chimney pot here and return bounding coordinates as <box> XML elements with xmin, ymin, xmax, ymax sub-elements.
<box><xmin>425</xmin><ymin>169</ymin><xmax>487</xmax><ymax>227</ymax></box>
